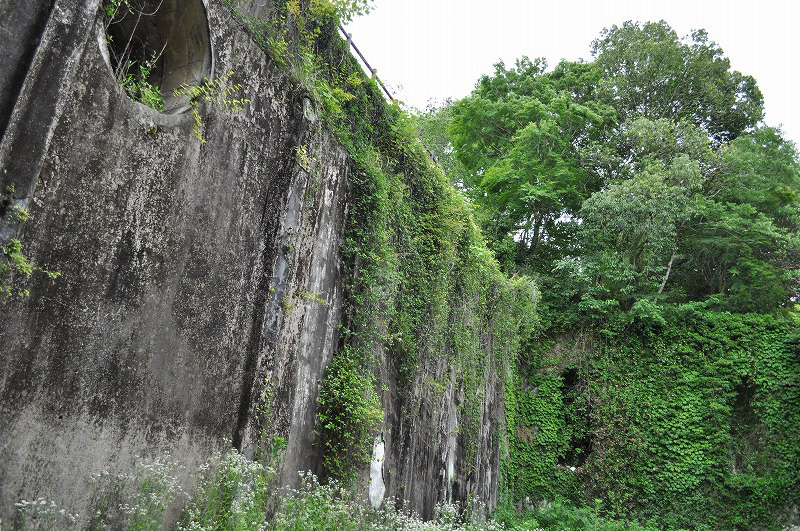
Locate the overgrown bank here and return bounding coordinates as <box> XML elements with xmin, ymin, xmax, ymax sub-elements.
<box><xmin>226</xmin><ymin>7</ymin><xmax>800</xmax><ymax>526</ymax></box>
<box><xmin>3</xmin><ymin>1</ymin><xmax>799</xmax><ymax>529</ymax></box>
<box><xmin>503</xmin><ymin>308</ymin><xmax>799</xmax><ymax>529</ymax></box>
<box><xmin>1</xmin><ymin>0</ymin><xmax>537</xmax><ymax>525</ymax></box>
<box><xmin>417</xmin><ymin>19</ymin><xmax>800</xmax><ymax>530</ymax></box>
<box><xmin>222</xmin><ymin>0</ymin><xmax>537</xmax><ymax>495</ymax></box>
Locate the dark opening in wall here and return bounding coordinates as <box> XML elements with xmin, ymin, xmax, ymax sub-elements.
<box><xmin>558</xmin><ymin>367</ymin><xmax>593</xmax><ymax>468</ymax></box>
<box><xmin>731</xmin><ymin>378</ymin><xmax>766</xmax><ymax>474</ymax></box>
<box><xmin>560</xmin><ymin>367</ymin><xmax>580</xmax><ymax>402</ymax></box>
<box><xmin>102</xmin><ymin>0</ymin><xmax>212</xmax><ymax>112</ymax></box>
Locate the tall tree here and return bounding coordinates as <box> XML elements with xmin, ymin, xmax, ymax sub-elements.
<box><xmin>591</xmin><ymin>21</ymin><xmax>764</xmax><ymax>144</ymax></box>
<box><xmin>411</xmin><ymin>101</ymin><xmax>471</xmax><ymax>189</ymax></box>
<box><xmin>428</xmin><ymin>21</ymin><xmax>798</xmax><ymax>313</ymax></box>
<box><xmin>676</xmin><ymin>127</ymin><xmax>800</xmax><ymax>310</ymax></box>
<box><xmin>450</xmin><ymin>58</ymin><xmax>615</xmax><ymax>268</ymax></box>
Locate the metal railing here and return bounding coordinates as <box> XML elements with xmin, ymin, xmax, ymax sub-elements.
<box><xmin>336</xmin><ymin>25</ymin><xmax>441</xmax><ymax>165</ymax></box>
<box><xmin>338</xmin><ymin>25</ymin><xmax>396</xmax><ymax>103</ymax></box>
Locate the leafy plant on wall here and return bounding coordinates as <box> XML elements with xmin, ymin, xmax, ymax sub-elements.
<box><xmin>102</xmin><ymin>0</ymin><xmax>166</xmax><ymax>111</ymax></box>
<box><xmin>0</xmin><ymin>184</ymin><xmax>60</xmax><ymax>301</ymax></box>
<box><xmin>172</xmin><ymin>72</ymin><xmax>251</xmax><ymax>144</ymax></box>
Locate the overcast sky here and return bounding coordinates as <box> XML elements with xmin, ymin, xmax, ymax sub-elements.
<box><xmin>345</xmin><ymin>0</ymin><xmax>800</xmax><ymax>145</ymax></box>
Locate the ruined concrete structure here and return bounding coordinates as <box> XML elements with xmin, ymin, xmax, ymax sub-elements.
<box><xmin>0</xmin><ymin>0</ymin><xmax>515</xmax><ymax>523</ymax></box>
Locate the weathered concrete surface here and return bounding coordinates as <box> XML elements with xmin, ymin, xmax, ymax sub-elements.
<box><xmin>0</xmin><ymin>0</ymin><xmax>512</xmax><ymax>523</ymax></box>
<box><xmin>0</xmin><ymin>0</ymin><xmax>347</xmax><ymax>521</ymax></box>
<box><xmin>0</xmin><ymin>1</ymin><xmax>55</xmax><ymax>140</ymax></box>
<box><xmin>376</xmin><ymin>307</ymin><xmax>509</xmax><ymax>519</ymax></box>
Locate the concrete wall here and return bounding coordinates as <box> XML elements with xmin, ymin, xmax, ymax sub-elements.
<box><xmin>0</xmin><ymin>0</ymin><xmax>348</xmax><ymax>521</ymax></box>
<box><xmin>0</xmin><ymin>0</ymin><xmax>512</xmax><ymax>523</ymax></box>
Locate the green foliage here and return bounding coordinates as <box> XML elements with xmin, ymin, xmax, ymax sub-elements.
<box><xmin>102</xmin><ymin>1</ymin><xmax>166</xmax><ymax>112</ymax></box>
<box><xmin>1</xmin><ymin>184</ymin><xmax>60</xmax><ymax>301</ymax></box>
<box><xmin>13</xmin><ymin>498</ymin><xmax>80</xmax><ymax>530</ymax></box>
<box><xmin>591</xmin><ymin>21</ymin><xmax>763</xmax><ymax>144</ymax></box>
<box><xmin>503</xmin><ymin>307</ymin><xmax>800</xmax><ymax>529</ymax></box>
<box><xmin>493</xmin><ymin>501</ymin><xmax>658</xmax><ymax>531</ymax></box>
<box><xmin>315</xmin><ymin>346</ymin><xmax>383</xmax><ymax>484</ymax></box>
<box><xmin>273</xmin><ymin>472</ymin><xmax>504</xmax><ymax>530</ymax></box>
<box><xmin>223</xmin><ymin>1</ymin><xmax>540</xmax><ymax>486</ymax></box>
<box><xmin>12</xmin><ymin>454</ymin><xmax>673</xmax><ymax>530</ymax></box>
<box><xmin>327</xmin><ymin>112</ymin><xmax>537</xmax><ymax>479</ymax></box>
<box><xmin>179</xmin><ymin>450</ymin><xmax>276</xmax><ymax>530</ymax></box>
<box><xmin>676</xmin><ymin>127</ymin><xmax>800</xmax><ymax>310</ymax></box>
<box><xmin>1</xmin><ymin>239</ymin><xmax>36</xmax><ymax>300</ymax></box>
<box><xmin>224</xmin><ymin>0</ymin><xmax>372</xmax><ymax>77</ymax></box>
<box><xmin>86</xmin><ymin>456</ymin><xmax>185</xmax><ymax>530</ymax></box>
<box><xmin>222</xmin><ymin>0</ymin><xmax>365</xmax><ymax>124</ymax></box>
<box><xmin>271</xmin><ymin>472</ymin><xmax>374</xmax><ymax>530</ymax></box>
<box><xmin>441</xmin><ymin>20</ymin><xmax>796</xmax><ymax>313</ymax></box>
<box><xmin>119</xmin><ymin>59</ymin><xmax>165</xmax><ymax>112</ymax></box>
<box><xmin>173</xmin><ymin>72</ymin><xmax>251</xmax><ymax>143</ymax></box>
<box><xmin>411</xmin><ymin>101</ymin><xmax>472</xmax><ymax>189</ymax></box>
<box><xmin>449</xmin><ymin>56</ymin><xmax>616</xmax><ymax>270</ymax></box>
<box><xmin>301</xmin><ymin>0</ymin><xmax>373</xmax><ymax>24</ymax></box>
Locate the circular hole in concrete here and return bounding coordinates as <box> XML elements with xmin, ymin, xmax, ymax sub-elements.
<box><xmin>102</xmin><ymin>0</ymin><xmax>212</xmax><ymax>112</ymax></box>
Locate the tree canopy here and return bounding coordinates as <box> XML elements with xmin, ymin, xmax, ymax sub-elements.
<box><xmin>417</xmin><ymin>21</ymin><xmax>798</xmax><ymax>316</ymax></box>
<box><xmin>414</xmin><ymin>20</ymin><xmax>800</xmax><ymax>529</ymax></box>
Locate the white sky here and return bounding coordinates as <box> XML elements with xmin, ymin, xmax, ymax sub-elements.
<box><xmin>345</xmin><ymin>0</ymin><xmax>800</xmax><ymax>146</ymax></box>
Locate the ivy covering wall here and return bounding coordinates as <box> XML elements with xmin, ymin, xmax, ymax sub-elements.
<box><xmin>277</xmin><ymin>13</ymin><xmax>800</xmax><ymax>528</ymax></box>
<box><xmin>504</xmin><ymin>308</ymin><xmax>800</xmax><ymax>529</ymax></box>
<box><xmin>224</xmin><ymin>0</ymin><xmax>538</xmax><ymax>491</ymax></box>
<box><xmin>410</xmin><ymin>18</ymin><xmax>800</xmax><ymax>528</ymax></box>
<box><xmin>317</xmin><ymin>57</ymin><xmax>538</xmax><ymax>489</ymax></box>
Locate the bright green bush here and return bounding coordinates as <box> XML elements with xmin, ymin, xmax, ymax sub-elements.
<box><xmin>503</xmin><ymin>306</ymin><xmax>800</xmax><ymax>529</ymax></box>
<box><xmin>315</xmin><ymin>347</ymin><xmax>383</xmax><ymax>484</ymax></box>
<box><xmin>180</xmin><ymin>450</ymin><xmax>275</xmax><ymax>530</ymax></box>
<box><xmin>494</xmin><ymin>501</ymin><xmax>660</xmax><ymax>531</ymax></box>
